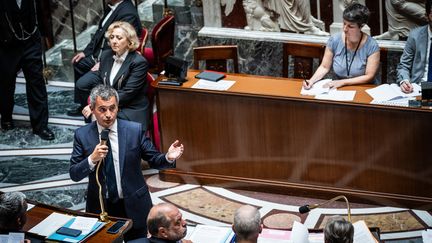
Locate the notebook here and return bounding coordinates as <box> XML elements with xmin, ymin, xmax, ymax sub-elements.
<box><xmin>195</xmin><ymin>71</ymin><xmax>226</xmax><ymax>81</ymax></box>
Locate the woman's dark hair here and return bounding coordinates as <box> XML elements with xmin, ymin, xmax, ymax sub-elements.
<box><xmin>343</xmin><ymin>3</ymin><xmax>370</xmax><ymax>27</ymax></box>
<box><xmin>427</xmin><ymin>0</ymin><xmax>432</xmax><ymax>16</ymax></box>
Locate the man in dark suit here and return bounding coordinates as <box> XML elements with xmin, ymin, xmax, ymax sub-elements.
<box><xmin>397</xmin><ymin>0</ymin><xmax>432</xmax><ymax>93</ymax></box>
<box><xmin>0</xmin><ymin>0</ymin><xmax>54</xmax><ymax>140</ymax></box>
<box><xmin>69</xmin><ymin>85</ymin><xmax>184</xmax><ymax>241</ymax></box>
<box><xmin>68</xmin><ymin>0</ymin><xmax>142</xmax><ymax>116</ymax></box>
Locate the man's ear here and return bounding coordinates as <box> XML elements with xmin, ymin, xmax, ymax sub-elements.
<box><xmin>159</xmin><ymin>227</ymin><xmax>168</xmax><ymax>238</ymax></box>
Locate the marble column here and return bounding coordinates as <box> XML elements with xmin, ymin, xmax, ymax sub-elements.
<box><xmin>202</xmin><ymin>0</ymin><xmax>221</xmax><ymax>27</ymax></box>
<box><xmin>329</xmin><ymin>0</ymin><xmax>370</xmax><ymax>35</ymax></box>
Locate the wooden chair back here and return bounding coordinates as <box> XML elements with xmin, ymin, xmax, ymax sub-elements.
<box><xmin>193</xmin><ymin>45</ymin><xmax>239</xmax><ymax>73</ymax></box>
<box><xmin>282</xmin><ymin>42</ymin><xmax>325</xmax><ymax>79</ymax></box>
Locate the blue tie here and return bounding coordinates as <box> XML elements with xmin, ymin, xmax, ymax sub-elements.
<box><xmin>428</xmin><ymin>38</ymin><xmax>432</xmax><ymax>82</ymax></box>
<box><xmin>104</xmin><ymin>137</ymin><xmax>119</xmax><ymax>202</ymax></box>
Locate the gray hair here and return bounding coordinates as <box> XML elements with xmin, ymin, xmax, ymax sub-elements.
<box><xmin>89</xmin><ymin>85</ymin><xmax>119</xmax><ymax>109</ymax></box>
<box><xmin>0</xmin><ymin>192</ymin><xmax>26</xmax><ymax>230</ymax></box>
<box><xmin>233</xmin><ymin>205</ymin><xmax>261</xmax><ymax>241</ymax></box>
<box><xmin>324</xmin><ymin>216</ymin><xmax>354</xmax><ymax>243</ymax></box>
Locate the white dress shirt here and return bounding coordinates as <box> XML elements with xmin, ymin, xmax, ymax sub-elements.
<box><xmin>110</xmin><ymin>50</ymin><xmax>128</xmax><ymax>86</ymax></box>
<box><xmin>101</xmin><ymin>0</ymin><xmax>124</xmax><ymax>27</ymax></box>
<box><xmin>89</xmin><ymin>120</ymin><xmax>123</xmax><ymax>199</ymax></box>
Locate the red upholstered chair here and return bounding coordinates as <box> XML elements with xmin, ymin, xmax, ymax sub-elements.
<box><xmin>143</xmin><ymin>15</ymin><xmax>175</xmax><ymax>74</ymax></box>
<box><xmin>138</xmin><ymin>27</ymin><xmax>149</xmax><ymax>54</ymax></box>
<box><xmin>145</xmin><ymin>73</ymin><xmax>160</xmax><ymax>151</ymax></box>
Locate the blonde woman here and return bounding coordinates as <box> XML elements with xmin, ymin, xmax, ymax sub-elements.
<box><xmin>81</xmin><ymin>21</ymin><xmax>150</xmax><ymax>131</ymax></box>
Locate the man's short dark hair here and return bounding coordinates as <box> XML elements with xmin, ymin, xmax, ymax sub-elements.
<box><xmin>343</xmin><ymin>3</ymin><xmax>370</xmax><ymax>27</ymax></box>
<box><xmin>89</xmin><ymin>85</ymin><xmax>119</xmax><ymax>109</ymax></box>
<box><xmin>0</xmin><ymin>192</ymin><xmax>26</xmax><ymax>230</ymax></box>
<box><xmin>324</xmin><ymin>217</ymin><xmax>354</xmax><ymax>243</ymax></box>
<box><xmin>147</xmin><ymin>210</ymin><xmax>171</xmax><ymax>236</ymax></box>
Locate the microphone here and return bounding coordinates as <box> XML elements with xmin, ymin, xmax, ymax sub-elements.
<box><xmin>95</xmin><ymin>128</ymin><xmax>111</xmax><ymax>222</ymax></box>
<box><xmin>100</xmin><ymin>129</ymin><xmax>110</xmax><ymax>145</ymax></box>
<box><xmin>298</xmin><ymin>195</ymin><xmax>351</xmax><ymax>222</ymax></box>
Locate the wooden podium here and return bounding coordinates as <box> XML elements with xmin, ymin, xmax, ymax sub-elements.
<box><xmin>22</xmin><ymin>201</ymin><xmax>132</xmax><ymax>243</ymax></box>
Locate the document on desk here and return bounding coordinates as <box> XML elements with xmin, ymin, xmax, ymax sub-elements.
<box><xmin>422</xmin><ymin>229</ymin><xmax>432</xmax><ymax>243</ymax></box>
<box><xmin>366</xmin><ymin>83</ymin><xmax>421</xmax><ymax>101</ymax></box>
<box><xmin>192</xmin><ymin>79</ymin><xmax>236</xmax><ymax>91</ymax></box>
<box><xmin>315</xmin><ymin>89</ymin><xmax>356</xmax><ymax>101</ymax></box>
<box><xmin>353</xmin><ymin>220</ymin><xmax>378</xmax><ymax>243</ymax></box>
<box><xmin>300</xmin><ymin>79</ymin><xmax>331</xmax><ymax>96</ymax></box>
<box><xmin>188</xmin><ymin>225</ymin><xmax>234</xmax><ymax>243</ymax></box>
<box><xmin>29</xmin><ymin>212</ymin><xmax>74</xmax><ymax>236</ymax></box>
<box><xmin>69</xmin><ymin>216</ymin><xmax>99</xmax><ymax>235</ymax></box>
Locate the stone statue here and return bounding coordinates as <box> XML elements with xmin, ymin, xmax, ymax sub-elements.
<box><xmin>262</xmin><ymin>0</ymin><xmax>328</xmax><ymax>35</ymax></box>
<box><xmin>221</xmin><ymin>0</ymin><xmax>329</xmax><ymax>35</ymax></box>
<box><xmin>375</xmin><ymin>0</ymin><xmax>427</xmax><ymax>40</ymax></box>
<box><xmin>242</xmin><ymin>0</ymin><xmax>280</xmax><ymax>31</ymax></box>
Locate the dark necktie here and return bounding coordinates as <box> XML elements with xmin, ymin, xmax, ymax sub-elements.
<box><xmin>104</xmin><ymin>137</ymin><xmax>119</xmax><ymax>203</ymax></box>
<box><xmin>428</xmin><ymin>38</ymin><xmax>432</xmax><ymax>82</ymax></box>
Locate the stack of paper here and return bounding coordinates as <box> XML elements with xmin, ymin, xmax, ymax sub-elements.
<box><xmin>366</xmin><ymin>83</ymin><xmax>420</xmax><ymax>102</ymax></box>
<box><xmin>300</xmin><ymin>79</ymin><xmax>356</xmax><ymax>101</ymax></box>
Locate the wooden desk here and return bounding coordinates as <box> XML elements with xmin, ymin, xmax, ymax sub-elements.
<box><xmin>23</xmin><ymin>202</ymin><xmax>132</xmax><ymax>242</ymax></box>
<box><xmin>153</xmin><ymin>70</ymin><xmax>432</xmax><ymax>209</ymax></box>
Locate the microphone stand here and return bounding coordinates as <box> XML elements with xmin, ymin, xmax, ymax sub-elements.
<box><xmin>95</xmin><ymin>158</ymin><xmax>110</xmax><ymax>222</ymax></box>
<box><xmin>301</xmin><ymin>195</ymin><xmax>351</xmax><ymax>222</ymax></box>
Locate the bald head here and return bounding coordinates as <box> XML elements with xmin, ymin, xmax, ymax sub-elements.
<box><xmin>233</xmin><ymin>205</ymin><xmax>262</xmax><ymax>242</ymax></box>
<box><xmin>147</xmin><ymin>203</ymin><xmax>187</xmax><ymax>241</ymax></box>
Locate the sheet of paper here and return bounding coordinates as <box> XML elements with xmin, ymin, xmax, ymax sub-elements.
<box><xmin>353</xmin><ymin>220</ymin><xmax>378</xmax><ymax>243</ymax></box>
<box><xmin>188</xmin><ymin>225</ymin><xmax>233</xmax><ymax>243</ymax></box>
<box><xmin>365</xmin><ymin>84</ymin><xmax>399</xmax><ymax>101</ymax></box>
<box><xmin>300</xmin><ymin>79</ymin><xmax>331</xmax><ymax>96</ymax></box>
<box><xmin>192</xmin><ymin>79</ymin><xmax>236</xmax><ymax>91</ymax></box>
<box><xmin>315</xmin><ymin>90</ymin><xmax>356</xmax><ymax>101</ymax></box>
<box><xmin>291</xmin><ymin>221</ymin><xmax>310</xmax><ymax>243</ymax></box>
<box><xmin>366</xmin><ymin>83</ymin><xmax>421</xmax><ymax>101</ymax></box>
<box><xmin>422</xmin><ymin>229</ymin><xmax>432</xmax><ymax>243</ymax></box>
<box><xmin>390</xmin><ymin>83</ymin><xmax>421</xmax><ymax>97</ymax></box>
<box><xmin>258</xmin><ymin>228</ymin><xmax>292</xmax><ymax>243</ymax></box>
<box><xmin>7</xmin><ymin>233</ymin><xmax>25</xmax><ymax>243</ymax></box>
<box><xmin>69</xmin><ymin>216</ymin><xmax>99</xmax><ymax>235</ymax></box>
<box><xmin>27</xmin><ymin>203</ymin><xmax>35</xmax><ymax>211</ymax></box>
<box><xmin>29</xmin><ymin>212</ymin><xmax>74</xmax><ymax>237</ymax></box>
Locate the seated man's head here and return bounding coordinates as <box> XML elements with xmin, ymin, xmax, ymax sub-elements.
<box><xmin>147</xmin><ymin>203</ymin><xmax>188</xmax><ymax>241</ymax></box>
<box><xmin>232</xmin><ymin>205</ymin><xmax>262</xmax><ymax>243</ymax></box>
<box><xmin>0</xmin><ymin>192</ymin><xmax>27</xmax><ymax>232</ymax></box>
<box><xmin>324</xmin><ymin>216</ymin><xmax>354</xmax><ymax>243</ymax></box>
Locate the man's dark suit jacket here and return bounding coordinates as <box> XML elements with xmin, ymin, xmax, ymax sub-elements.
<box><xmin>69</xmin><ymin>119</ymin><xmax>175</xmax><ymax>230</ymax></box>
<box><xmin>99</xmin><ymin>50</ymin><xmax>150</xmax><ymax>130</ymax></box>
<box><xmin>83</xmin><ymin>0</ymin><xmax>142</xmax><ymax>58</ymax></box>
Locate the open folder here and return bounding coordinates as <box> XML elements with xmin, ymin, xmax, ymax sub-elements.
<box><xmin>29</xmin><ymin>212</ymin><xmax>105</xmax><ymax>243</ymax></box>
